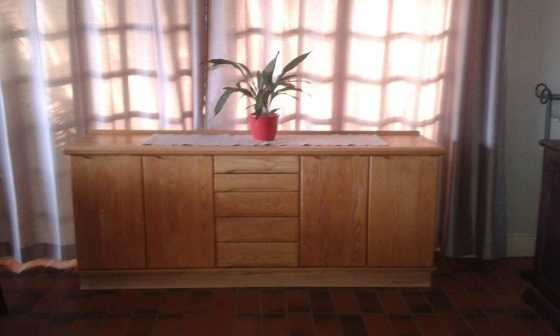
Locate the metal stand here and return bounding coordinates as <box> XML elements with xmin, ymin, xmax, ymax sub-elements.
<box><xmin>535</xmin><ymin>83</ymin><xmax>560</xmax><ymax>140</ymax></box>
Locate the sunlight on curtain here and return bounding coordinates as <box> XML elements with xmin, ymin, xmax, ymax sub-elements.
<box><xmin>82</xmin><ymin>0</ymin><xmax>196</xmax><ymax>130</ymax></box>
<box><xmin>0</xmin><ymin>0</ymin><xmax>198</xmax><ymax>262</ymax></box>
<box><xmin>208</xmin><ymin>0</ymin><xmax>452</xmax><ymax>139</ymax></box>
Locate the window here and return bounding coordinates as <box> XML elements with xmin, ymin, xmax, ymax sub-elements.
<box><xmin>2</xmin><ymin>0</ymin><xmax>453</xmax><ymax>139</ymax></box>
<box><xmin>209</xmin><ymin>0</ymin><xmax>453</xmax><ymax>139</ymax></box>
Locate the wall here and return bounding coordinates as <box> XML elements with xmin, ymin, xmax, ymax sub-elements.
<box><xmin>504</xmin><ymin>0</ymin><xmax>560</xmax><ymax>257</ymax></box>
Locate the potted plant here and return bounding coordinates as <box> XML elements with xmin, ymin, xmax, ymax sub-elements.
<box><xmin>209</xmin><ymin>51</ymin><xmax>310</xmax><ymax>141</ymax></box>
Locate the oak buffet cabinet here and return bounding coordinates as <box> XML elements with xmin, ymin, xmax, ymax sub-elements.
<box><xmin>64</xmin><ymin>131</ymin><xmax>444</xmax><ymax>289</ymax></box>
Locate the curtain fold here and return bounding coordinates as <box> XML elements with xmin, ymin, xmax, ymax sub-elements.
<box><xmin>440</xmin><ymin>0</ymin><xmax>508</xmax><ymax>259</ymax></box>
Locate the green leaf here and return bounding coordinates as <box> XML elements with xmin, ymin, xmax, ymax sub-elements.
<box><xmin>279</xmin><ymin>51</ymin><xmax>310</xmax><ymax>78</ymax></box>
<box><xmin>271</xmin><ymin>85</ymin><xmax>303</xmax><ymax>100</ymax></box>
<box><xmin>263</xmin><ymin>52</ymin><xmax>279</xmax><ymax>86</ymax></box>
<box><xmin>215</xmin><ymin>89</ymin><xmax>235</xmax><ymax>115</ymax></box>
<box><xmin>234</xmin><ymin>82</ymin><xmax>254</xmax><ymax>98</ymax></box>
<box><xmin>208</xmin><ymin>58</ymin><xmax>251</xmax><ymax>79</ymax></box>
<box><xmin>256</xmin><ymin>71</ymin><xmax>263</xmax><ymax>90</ymax></box>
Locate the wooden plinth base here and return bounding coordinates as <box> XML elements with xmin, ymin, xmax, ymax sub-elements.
<box><xmin>80</xmin><ymin>268</ymin><xmax>433</xmax><ymax>290</ymax></box>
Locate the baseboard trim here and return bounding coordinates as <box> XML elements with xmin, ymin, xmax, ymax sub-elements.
<box><xmin>507</xmin><ymin>233</ymin><xmax>536</xmax><ymax>257</ymax></box>
<box><xmin>79</xmin><ymin>268</ymin><xmax>433</xmax><ymax>289</ymax></box>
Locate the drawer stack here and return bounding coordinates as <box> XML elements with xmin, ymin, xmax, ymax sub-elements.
<box><xmin>214</xmin><ymin>156</ymin><xmax>300</xmax><ymax>267</ymax></box>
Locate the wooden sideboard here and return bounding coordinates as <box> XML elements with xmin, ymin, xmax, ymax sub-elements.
<box><xmin>64</xmin><ymin>131</ymin><xmax>445</xmax><ymax>289</ymax></box>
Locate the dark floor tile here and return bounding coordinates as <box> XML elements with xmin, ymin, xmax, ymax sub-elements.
<box><xmin>288</xmin><ymin>312</ymin><xmax>314</xmax><ymax>336</ymax></box>
<box><xmin>446</xmin><ymin>289</ymin><xmax>479</xmax><ymax>314</ymax></box>
<box><xmin>286</xmin><ymin>289</ymin><xmax>310</xmax><ymax>313</ymax></box>
<box><xmin>416</xmin><ymin>313</ymin><xmax>473</xmax><ymax>336</ymax></box>
<box><xmin>236</xmin><ymin>288</ymin><xmax>260</xmax><ymax>316</ymax></box>
<box><xmin>363</xmin><ymin>314</ymin><xmax>395</xmax><ymax>336</ymax></box>
<box><xmin>340</xmin><ymin>314</ymin><xmax>367</xmax><ymax>336</ymax></box>
<box><xmin>261</xmin><ymin>313</ymin><xmax>289</xmax><ymax>336</ymax></box>
<box><xmin>149</xmin><ymin>317</ymin><xmax>184</xmax><ymax>336</ymax></box>
<box><xmin>310</xmin><ymin>289</ymin><xmax>334</xmax><ymax>313</ymax></box>
<box><xmin>234</xmin><ymin>315</ymin><xmax>260</xmax><ymax>336</ymax></box>
<box><xmin>402</xmin><ymin>291</ymin><xmax>433</xmax><ymax>314</ymax></box>
<box><xmin>388</xmin><ymin>315</ymin><xmax>421</xmax><ymax>336</ymax></box>
<box><xmin>158</xmin><ymin>289</ymin><xmax>189</xmax><ymax>315</ymax></box>
<box><xmin>314</xmin><ymin>313</ymin><xmax>341</xmax><ymax>336</ymax></box>
<box><xmin>424</xmin><ymin>289</ymin><xmax>453</xmax><ymax>313</ymax></box>
<box><xmin>182</xmin><ymin>313</ymin><xmax>217</xmax><ymax>335</ymax></box>
<box><xmin>214</xmin><ymin>288</ymin><xmax>235</xmax><ymax>317</ymax></box>
<box><xmin>262</xmin><ymin>289</ymin><xmax>286</xmax><ymax>315</ymax></box>
<box><xmin>184</xmin><ymin>289</ymin><xmax>214</xmax><ymax>314</ymax></box>
<box><xmin>377</xmin><ymin>290</ymin><xmax>410</xmax><ymax>315</ymax></box>
<box><xmin>126</xmin><ymin>315</ymin><xmax>157</xmax><ymax>336</ymax></box>
<box><xmin>330</xmin><ymin>289</ymin><xmax>359</xmax><ymax>314</ymax></box>
<box><xmin>356</xmin><ymin>290</ymin><xmax>382</xmax><ymax>313</ymax></box>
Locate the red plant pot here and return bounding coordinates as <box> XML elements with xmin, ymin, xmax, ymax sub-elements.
<box><xmin>248</xmin><ymin>114</ymin><xmax>279</xmax><ymax>141</ymax></box>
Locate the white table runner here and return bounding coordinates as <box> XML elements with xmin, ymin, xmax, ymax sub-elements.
<box><xmin>143</xmin><ymin>134</ymin><xmax>386</xmax><ymax>147</ymax></box>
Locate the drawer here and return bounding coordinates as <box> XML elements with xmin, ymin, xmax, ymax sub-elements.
<box><xmin>217</xmin><ymin>242</ymin><xmax>298</xmax><ymax>267</ymax></box>
<box><xmin>214</xmin><ymin>156</ymin><xmax>299</xmax><ymax>173</ymax></box>
<box><xmin>216</xmin><ymin>217</ymin><xmax>299</xmax><ymax>242</ymax></box>
<box><xmin>215</xmin><ymin>192</ymin><xmax>299</xmax><ymax>217</ymax></box>
<box><xmin>214</xmin><ymin>174</ymin><xmax>299</xmax><ymax>192</ymax></box>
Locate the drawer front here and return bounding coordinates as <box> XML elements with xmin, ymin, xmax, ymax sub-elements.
<box><xmin>217</xmin><ymin>243</ymin><xmax>298</xmax><ymax>267</ymax></box>
<box><xmin>216</xmin><ymin>217</ymin><xmax>299</xmax><ymax>242</ymax></box>
<box><xmin>214</xmin><ymin>156</ymin><xmax>299</xmax><ymax>173</ymax></box>
<box><xmin>214</xmin><ymin>174</ymin><xmax>299</xmax><ymax>192</ymax></box>
<box><xmin>215</xmin><ymin>192</ymin><xmax>299</xmax><ymax>217</ymax></box>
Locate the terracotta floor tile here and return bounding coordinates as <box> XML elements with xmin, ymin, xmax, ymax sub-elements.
<box><xmin>235</xmin><ymin>289</ymin><xmax>260</xmax><ymax>316</ymax></box>
<box><xmin>363</xmin><ymin>314</ymin><xmax>395</xmax><ymax>336</ymax></box>
<box><xmin>356</xmin><ymin>290</ymin><xmax>383</xmax><ymax>313</ymax></box>
<box><xmin>330</xmin><ymin>289</ymin><xmax>360</xmax><ymax>314</ymax></box>
<box><xmin>377</xmin><ymin>290</ymin><xmax>410</xmax><ymax>315</ymax></box>
<box><xmin>288</xmin><ymin>312</ymin><xmax>315</xmax><ymax>336</ymax></box>
<box><xmin>286</xmin><ymin>289</ymin><xmax>311</xmax><ymax>313</ymax></box>
<box><xmin>339</xmin><ymin>314</ymin><xmax>367</xmax><ymax>336</ymax></box>
<box><xmin>234</xmin><ymin>315</ymin><xmax>260</xmax><ymax>336</ymax></box>
<box><xmin>261</xmin><ymin>289</ymin><xmax>286</xmax><ymax>315</ymax></box>
<box><xmin>0</xmin><ymin>257</ymin><xmax>558</xmax><ymax>335</ymax></box>
<box><xmin>149</xmin><ymin>317</ymin><xmax>185</xmax><ymax>336</ymax></box>
<box><xmin>416</xmin><ymin>313</ymin><xmax>473</xmax><ymax>336</ymax></box>
<box><xmin>182</xmin><ymin>313</ymin><xmax>219</xmax><ymax>336</ymax></box>
<box><xmin>424</xmin><ymin>289</ymin><xmax>453</xmax><ymax>313</ymax></box>
<box><xmin>310</xmin><ymin>289</ymin><xmax>335</xmax><ymax>313</ymax></box>
<box><xmin>314</xmin><ymin>313</ymin><xmax>342</xmax><ymax>336</ymax></box>
<box><xmin>261</xmin><ymin>313</ymin><xmax>289</xmax><ymax>336</ymax></box>
<box><xmin>402</xmin><ymin>291</ymin><xmax>433</xmax><ymax>314</ymax></box>
<box><xmin>388</xmin><ymin>315</ymin><xmax>422</xmax><ymax>336</ymax></box>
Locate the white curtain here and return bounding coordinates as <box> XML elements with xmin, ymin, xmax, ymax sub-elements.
<box><xmin>207</xmin><ymin>0</ymin><xmax>453</xmax><ymax>139</ymax></box>
<box><xmin>0</xmin><ymin>0</ymin><xmax>203</xmax><ymax>261</ymax></box>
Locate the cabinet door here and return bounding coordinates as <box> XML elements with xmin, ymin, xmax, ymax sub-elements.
<box><xmin>300</xmin><ymin>156</ymin><xmax>368</xmax><ymax>266</ymax></box>
<box><xmin>71</xmin><ymin>155</ymin><xmax>145</xmax><ymax>270</ymax></box>
<box><xmin>369</xmin><ymin>156</ymin><xmax>439</xmax><ymax>267</ymax></box>
<box><xmin>143</xmin><ymin>156</ymin><xmax>214</xmax><ymax>268</ymax></box>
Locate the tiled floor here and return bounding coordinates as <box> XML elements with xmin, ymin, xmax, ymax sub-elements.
<box><xmin>0</xmin><ymin>258</ymin><xmax>557</xmax><ymax>335</ymax></box>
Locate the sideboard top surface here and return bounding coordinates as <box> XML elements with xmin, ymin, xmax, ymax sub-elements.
<box><xmin>64</xmin><ymin>131</ymin><xmax>445</xmax><ymax>156</ymax></box>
